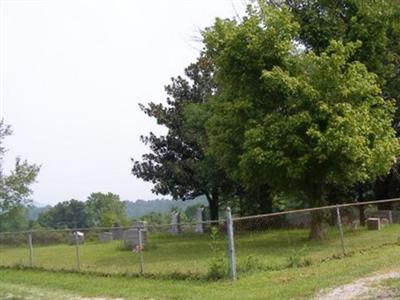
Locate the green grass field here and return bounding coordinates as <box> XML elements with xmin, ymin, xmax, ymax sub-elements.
<box><xmin>1</xmin><ymin>243</ymin><xmax>400</xmax><ymax>299</ymax></box>
<box><xmin>1</xmin><ymin>224</ymin><xmax>400</xmax><ymax>299</ymax></box>
<box><xmin>1</xmin><ymin>224</ymin><xmax>399</xmax><ymax>277</ymax></box>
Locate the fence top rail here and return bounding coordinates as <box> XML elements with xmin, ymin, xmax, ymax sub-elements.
<box><xmin>0</xmin><ymin>219</ymin><xmax>226</xmax><ymax>235</ymax></box>
<box><xmin>231</xmin><ymin>197</ymin><xmax>400</xmax><ymax>222</ymax></box>
<box><xmin>0</xmin><ymin>197</ymin><xmax>399</xmax><ymax>235</ymax></box>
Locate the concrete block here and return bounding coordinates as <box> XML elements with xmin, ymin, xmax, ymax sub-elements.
<box><xmin>367</xmin><ymin>218</ymin><xmax>381</xmax><ymax>230</ymax></box>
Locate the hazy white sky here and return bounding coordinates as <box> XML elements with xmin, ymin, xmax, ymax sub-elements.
<box><xmin>0</xmin><ymin>0</ymin><xmax>247</xmax><ymax>205</ymax></box>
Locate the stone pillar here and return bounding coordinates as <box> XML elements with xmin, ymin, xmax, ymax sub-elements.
<box><xmin>195</xmin><ymin>207</ymin><xmax>204</xmax><ymax>233</ymax></box>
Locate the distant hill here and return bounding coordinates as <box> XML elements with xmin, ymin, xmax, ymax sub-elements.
<box><xmin>124</xmin><ymin>196</ymin><xmax>208</xmax><ymax>218</ymax></box>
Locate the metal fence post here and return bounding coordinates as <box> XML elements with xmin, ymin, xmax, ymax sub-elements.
<box><xmin>336</xmin><ymin>205</ymin><xmax>346</xmax><ymax>256</ymax></box>
<box><xmin>27</xmin><ymin>232</ymin><xmax>33</xmax><ymax>267</ymax></box>
<box><xmin>74</xmin><ymin>232</ymin><xmax>81</xmax><ymax>271</ymax></box>
<box><xmin>226</xmin><ymin>207</ymin><xmax>237</xmax><ymax>281</ymax></box>
<box><xmin>138</xmin><ymin>228</ymin><xmax>144</xmax><ymax>275</ymax></box>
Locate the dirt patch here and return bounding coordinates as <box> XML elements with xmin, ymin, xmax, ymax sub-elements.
<box><xmin>316</xmin><ymin>271</ymin><xmax>400</xmax><ymax>300</ymax></box>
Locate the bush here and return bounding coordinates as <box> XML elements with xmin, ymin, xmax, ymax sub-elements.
<box><xmin>286</xmin><ymin>246</ymin><xmax>313</xmax><ymax>268</ymax></box>
<box><xmin>207</xmin><ymin>257</ymin><xmax>227</xmax><ymax>280</ymax></box>
<box><xmin>206</xmin><ymin>226</ymin><xmax>227</xmax><ymax>280</ymax></box>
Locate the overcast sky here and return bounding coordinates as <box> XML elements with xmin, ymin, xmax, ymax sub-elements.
<box><xmin>1</xmin><ymin>0</ymin><xmax>246</xmax><ymax>206</ymax></box>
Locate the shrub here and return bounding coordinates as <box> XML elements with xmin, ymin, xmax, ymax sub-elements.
<box><xmin>206</xmin><ymin>226</ymin><xmax>227</xmax><ymax>280</ymax></box>
<box><xmin>286</xmin><ymin>246</ymin><xmax>313</xmax><ymax>268</ymax></box>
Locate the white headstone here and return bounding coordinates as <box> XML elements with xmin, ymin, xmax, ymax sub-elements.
<box><xmin>195</xmin><ymin>207</ymin><xmax>204</xmax><ymax>233</ymax></box>
<box><xmin>69</xmin><ymin>231</ymin><xmax>84</xmax><ymax>244</ymax></box>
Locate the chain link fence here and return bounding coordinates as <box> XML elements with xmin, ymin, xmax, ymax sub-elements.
<box><xmin>232</xmin><ymin>199</ymin><xmax>400</xmax><ymax>277</ymax></box>
<box><xmin>0</xmin><ymin>219</ymin><xmax>226</xmax><ymax>279</ymax></box>
<box><xmin>1</xmin><ymin>198</ymin><xmax>399</xmax><ymax>280</ymax></box>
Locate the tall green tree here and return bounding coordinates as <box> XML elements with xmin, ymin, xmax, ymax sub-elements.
<box><xmin>274</xmin><ymin>0</ymin><xmax>400</xmax><ymax>207</ymax></box>
<box><xmin>284</xmin><ymin>0</ymin><xmax>400</xmax><ymax>100</ymax></box>
<box><xmin>132</xmin><ymin>56</ymin><xmax>233</xmax><ymax>220</ymax></box>
<box><xmin>204</xmin><ymin>5</ymin><xmax>399</xmax><ymax>239</ymax></box>
<box><xmin>38</xmin><ymin>199</ymin><xmax>90</xmax><ymax>229</ymax></box>
<box><xmin>0</xmin><ymin>121</ymin><xmax>40</xmax><ymax>232</ymax></box>
<box><xmin>203</xmin><ymin>5</ymin><xmax>298</xmax><ymax>214</ymax></box>
<box><xmin>86</xmin><ymin>192</ymin><xmax>127</xmax><ymax>227</ymax></box>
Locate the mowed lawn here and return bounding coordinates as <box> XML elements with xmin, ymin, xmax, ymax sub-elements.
<box><xmin>1</xmin><ymin>243</ymin><xmax>400</xmax><ymax>299</ymax></box>
<box><xmin>0</xmin><ymin>224</ymin><xmax>399</xmax><ymax>277</ymax></box>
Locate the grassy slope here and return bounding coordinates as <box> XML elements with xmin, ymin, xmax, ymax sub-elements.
<box><xmin>1</xmin><ymin>244</ymin><xmax>400</xmax><ymax>299</ymax></box>
<box><xmin>1</xmin><ymin>225</ymin><xmax>399</xmax><ymax>276</ymax></box>
<box><xmin>1</xmin><ymin>225</ymin><xmax>400</xmax><ymax>299</ymax></box>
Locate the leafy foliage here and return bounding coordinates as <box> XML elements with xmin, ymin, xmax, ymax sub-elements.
<box><xmin>38</xmin><ymin>199</ymin><xmax>91</xmax><ymax>229</ymax></box>
<box><xmin>279</xmin><ymin>0</ymin><xmax>400</xmax><ymax>204</ymax></box>
<box><xmin>132</xmin><ymin>56</ymin><xmax>234</xmax><ymax>219</ymax></box>
<box><xmin>203</xmin><ymin>4</ymin><xmax>399</xmax><ymax>238</ymax></box>
<box><xmin>86</xmin><ymin>192</ymin><xmax>127</xmax><ymax>227</ymax></box>
<box><xmin>285</xmin><ymin>0</ymin><xmax>400</xmax><ymax>104</ymax></box>
<box><xmin>0</xmin><ymin>121</ymin><xmax>40</xmax><ymax>232</ymax></box>
<box><xmin>206</xmin><ymin>227</ymin><xmax>227</xmax><ymax>280</ymax></box>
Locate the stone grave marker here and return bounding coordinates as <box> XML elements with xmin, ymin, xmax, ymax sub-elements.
<box><xmin>381</xmin><ymin>218</ymin><xmax>390</xmax><ymax>226</ymax></box>
<box><xmin>98</xmin><ymin>232</ymin><xmax>113</xmax><ymax>242</ymax></box>
<box><xmin>123</xmin><ymin>228</ymin><xmax>147</xmax><ymax>250</ymax></box>
<box><xmin>367</xmin><ymin>210</ymin><xmax>393</xmax><ymax>224</ymax></box>
<box><xmin>171</xmin><ymin>212</ymin><xmax>181</xmax><ymax>234</ymax></box>
<box><xmin>367</xmin><ymin>218</ymin><xmax>381</xmax><ymax>230</ymax></box>
<box><xmin>135</xmin><ymin>221</ymin><xmax>147</xmax><ymax>230</ymax></box>
<box><xmin>195</xmin><ymin>207</ymin><xmax>204</xmax><ymax>233</ymax></box>
<box><xmin>111</xmin><ymin>226</ymin><xmax>124</xmax><ymax>240</ymax></box>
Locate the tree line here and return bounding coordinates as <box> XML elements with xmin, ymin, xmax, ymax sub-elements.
<box><xmin>132</xmin><ymin>0</ymin><xmax>400</xmax><ymax>239</ymax></box>
<box><xmin>37</xmin><ymin>194</ymin><xmax>207</xmax><ymax>229</ymax></box>
<box><xmin>37</xmin><ymin>192</ymin><xmax>127</xmax><ymax>229</ymax></box>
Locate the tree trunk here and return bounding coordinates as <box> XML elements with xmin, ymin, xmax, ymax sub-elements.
<box><xmin>308</xmin><ymin>184</ymin><xmax>326</xmax><ymax>240</ymax></box>
<box><xmin>374</xmin><ymin>176</ymin><xmax>393</xmax><ymax>210</ymax></box>
<box><xmin>258</xmin><ymin>192</ymin><xmax>272</xmax><ymax>214</ymax></box>
<box><xmin>207</xmin><ymin>190</ymin><xmax>219</xmax><ymax>220</ymax></box>
<box><xmin>357</xmin><ymin>184</ymin><xmax>366</xmax><ymax>226</ymax></box>
<box><xmin>239</xmin><ymin>196</ymin><xmax>244</xmax><ymax>217</ymax></box>
<box><xmin>358</xmin><ymin>205</ymin><xmax>366</xmax><ymax>226</ymax></box>
<box><xmin>256</xmin><ymin>184</ymin><xmax>272</xmax><ymax>214</ymax></box>
<box><xmin>309</xmin><ymin>210</ymin><xmax>326</xmax><ymax>240</ymax></box>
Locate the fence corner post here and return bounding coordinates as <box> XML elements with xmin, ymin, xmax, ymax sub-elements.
<box><xmin>336</xmin><ymin>204</ymin><xmax>346</xmax><ymax>256</ymax></box>
<box><xmin>226</xmin><ymin>207</ymin><xmax>237</xmax><ymax>281</ymax></box>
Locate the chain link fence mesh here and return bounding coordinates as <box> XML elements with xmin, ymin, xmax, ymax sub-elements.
<box><xmin>0</xmin><ymin>220</ymin><xmax>226</xmax><ymax>278</ymax></box>
<box><xmin>0</xmin><ymin>199</ymin><xmax>399</xmax><ymax>279</ymax></box>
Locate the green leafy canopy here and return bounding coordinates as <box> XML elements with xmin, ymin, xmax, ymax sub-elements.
<box><xmin>204</xmin><ymin>4</ymin><xmax>399</xmax><ymax>205</ymax></box>
<box><xmin>241</xmin><ymin>41</ymin><xmax>399</xmax><ymax>195</ymax></box>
